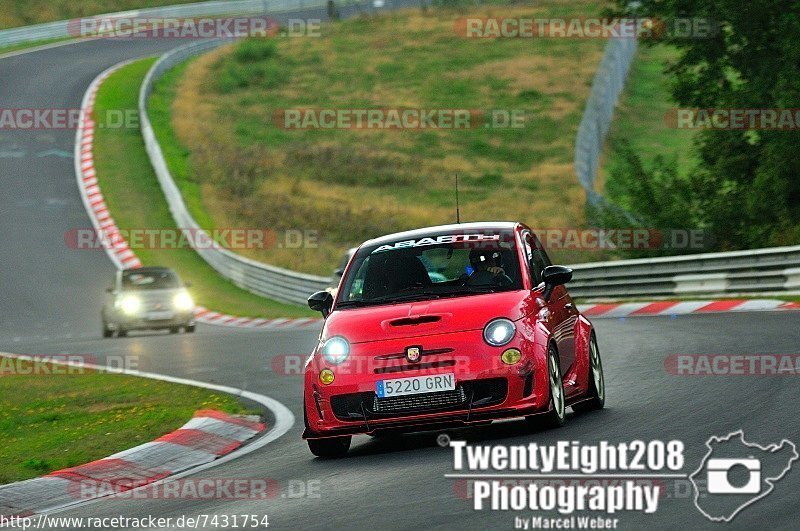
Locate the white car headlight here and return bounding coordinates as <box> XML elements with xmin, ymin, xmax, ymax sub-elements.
<box><xmin>321</xmin><ymin>336</ymin><xmax>350</xmax><ymax>365</ymax></box>
<box><xmin>118</xmin><ymin>295</ymin><xmax>142</xmax><ymax>316</ymax></box>
<box><xmin>483</xmin><ymin>318</ymin><xmax>516</xmax><ymax>346</ymax></box>
<box><xmin>173</xmin><ymin>291</ymin><xmax>194</xmax><ymax>312</ymax></box>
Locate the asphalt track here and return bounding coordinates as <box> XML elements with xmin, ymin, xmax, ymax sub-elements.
<box><xmin>1</xmin><ymin>24</ymin><xmax>799</xmax><ymax>531</ymax></box>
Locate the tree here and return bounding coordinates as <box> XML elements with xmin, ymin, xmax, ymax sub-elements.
<box><xmin>612</xmin><ymin>0</ymin><xmax>800</xmax><ymax>249</ymax></box>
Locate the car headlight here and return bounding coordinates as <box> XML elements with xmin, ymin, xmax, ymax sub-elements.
<box><xmin>118</xmin><ymin>295</ymin><xmax>142</xmax><ymax>316</ymax></box>
<box><xmin>321</xmin><ymin>336</ymin><xmax>350</xmax><ymax>365</ymax></box>
<box><xmin>483</xmin><ymin>318</ymin><xmax>516</xmax><ymax>346</ymax></box>
<box><xmin>173</xmin><ymin>291</ymin><xmax>194</xmax><ymax>312</ymax></box>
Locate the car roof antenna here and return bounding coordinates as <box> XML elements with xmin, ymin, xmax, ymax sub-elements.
<box><xmin>455</xmin><ymin>173</ymin><xmax>461</xmax><ymax>224</ymax></box>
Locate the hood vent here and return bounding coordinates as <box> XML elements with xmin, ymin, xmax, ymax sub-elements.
<box><xmin>388</xmin><ymin>315</ymin><xmax>442</xmax><ymax>327</ymax></box>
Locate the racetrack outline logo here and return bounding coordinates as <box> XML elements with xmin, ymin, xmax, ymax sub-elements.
<box><xmin>689</xmin><ymin>430</ymin><xmax>798</xmax><ymax>522</ymax></box>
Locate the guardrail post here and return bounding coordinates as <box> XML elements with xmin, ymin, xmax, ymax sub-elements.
<box><xmin>783</xmin><ymin>268</ymin><xmax>800</xmax><ymax>290</ymax></box>
<box><xmin>327</xmin><ymin>0</ymin><xmax>340</xmax><ymax>20</ymax></box>
<box><xmin>673</xmin><ymin>273</ymin><xmax>729</xmax><ymax>295</ymax></box>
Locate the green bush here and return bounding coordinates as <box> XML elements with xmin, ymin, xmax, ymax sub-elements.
<box><xmin>234</xmin><ymin>39</ymin><xmax>278</xmax><ymax>63</ymax></box>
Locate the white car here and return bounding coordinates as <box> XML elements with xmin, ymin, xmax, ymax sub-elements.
<box><xmin>102</xmin><ymin>267</ymin><xmax>195</xmax><ymax>337</ymax></box>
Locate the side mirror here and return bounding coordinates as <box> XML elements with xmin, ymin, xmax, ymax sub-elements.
<box><xmin>308</xmin><ymin>291</ymin><xmax>334</xmax><ymax>317</ymax></box>
<box><xmin>334</xmin><ymin>268</ymin><xmax>345</xmax><ymax>278</ymax></box>
<box><xmin>542</xmin><ymin>265</ymin><xmax>573</xmax><ymax>301</ymax></box>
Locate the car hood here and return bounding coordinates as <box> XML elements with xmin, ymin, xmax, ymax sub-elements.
<box><xmin>323</xmin><ymin>291</ymin><xmax>535</xmax><ymax>344</ymax></box>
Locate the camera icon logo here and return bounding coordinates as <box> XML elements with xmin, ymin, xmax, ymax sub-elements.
<box><xmin>706</xmin><ymin>457</ymin><xmax>760</xmax><ymax>494</ymax></box>
<box><xmin>690</xmin><ymin>431</ymin><xmax>798</xmax><ymax>522</ymax></box>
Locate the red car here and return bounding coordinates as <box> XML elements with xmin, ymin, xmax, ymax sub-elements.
<box><xmin>303</xmin><ymin>222</ymin><xmax>604</xmax><ymax>458</ymax></box>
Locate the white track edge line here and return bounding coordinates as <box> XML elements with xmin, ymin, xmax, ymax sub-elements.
<box><xmin>0</xmin><ymin>351</ymin><xmax>295</xmax><ymax>515</ymax></box>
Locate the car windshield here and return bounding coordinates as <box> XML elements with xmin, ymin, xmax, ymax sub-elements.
<box><xmin>337</xmin><ymin>231</ymin><xmax>522</xmax><ymax>307</ymax></box>
<box><xmin>121</xmin><ymin>270</ymin><xmax>181</xmax><ymax>291</ymax></box>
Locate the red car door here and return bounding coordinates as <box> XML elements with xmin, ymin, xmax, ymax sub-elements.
<box><xmin>523</xmin><ymin>232</ymin><xmax>576</xmax><ymax>377</ymax></box>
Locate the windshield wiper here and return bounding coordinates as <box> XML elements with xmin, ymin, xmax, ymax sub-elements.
<box><xmin>439</xmin><ymin>286</ymin><xmax>496</xmax><ymax>297</ymax></box>
<box><xmin>334</xmin><ymin>300</ymin><xmax>373</xmax><ymax>308</ymax></box>
<box><xmin>337</xmin><ymin>291</ymin><xmax>440</xmax><ymax>308</ymax></box>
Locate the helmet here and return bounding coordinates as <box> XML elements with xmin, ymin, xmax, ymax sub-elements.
<box><xmin>469</xmin><ymin>249</ymin><xmax>501</xmax><ymax>268</ymax></box>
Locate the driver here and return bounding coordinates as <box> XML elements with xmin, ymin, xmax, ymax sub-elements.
<box><xmin>466</xmin><ymin>249</ymin><xmax>513</xmax><ymax>287</ymax></box>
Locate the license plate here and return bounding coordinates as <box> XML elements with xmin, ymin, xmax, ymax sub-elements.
<box><xmin>146</xmin><ymin>311</ymin><xmax>174</xmax><ymax>320</ymax></box>
<box><xmin>376</xmin><ymin>373</ymin><xmax>456</xmax><ymax>398</ymax></box>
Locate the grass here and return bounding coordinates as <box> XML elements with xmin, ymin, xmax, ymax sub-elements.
<box><xmin>92</xmin><ymin>57</ymin><xmax>315</xmax><ymax>318</ymax></box>
<box><xmin>149</xmin><ymin>60</ymin><xmax>219</xmax><ymax>231</ymax></box>
<box><xmin>599</xmin><ymin>44</ymin><xmax>698</xmax><ymax>191</ymax></box>
<box><xmin>0</xmin><ymin>355</ymin><xmax>252</xmax><ymax>484</ymax></box>
<box><xmin>150</xmin><ymin>0</ymin><xmax>610</xmax><ymax>274</ymax></box>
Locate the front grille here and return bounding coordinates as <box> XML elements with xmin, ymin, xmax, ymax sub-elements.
<box><xmin>372</xmin><ymin>387</ymin><xmax>467</xmax><ymax>414</ymax></box>
<box><xmin>374</xmin><ymin>360</ymin><xmax>456</xmax><ymax>375</ymax></box>
<box><xmin>373</xmin><ymin>347</ymin><xmax>454</xmax><ymax>363</ymax></box>
<box><xmin>330</xmin><ymin>378</ymin><xmax>508</xmax><ymax>421</ymax></box>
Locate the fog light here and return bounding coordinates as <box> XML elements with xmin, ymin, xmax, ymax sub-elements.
<box><xmin>501</xmin><ymin>348</ymin><xmax>522</xmax><ymax>365</ymax></box>
<box><xmin>319</xmin><ymin>369</ymin><xmax>335</xmax><ymax>385</ymax></box>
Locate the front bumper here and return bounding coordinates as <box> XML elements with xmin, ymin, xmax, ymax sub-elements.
<box><xmin>303</xmin><ymin>328</ymin><xmax>550</xmax><ymax>438</ymax></box>
<box><xmin>108</xmin><ymin>311</ymin><xmax>195</xmax><ymax>331</ymax></box>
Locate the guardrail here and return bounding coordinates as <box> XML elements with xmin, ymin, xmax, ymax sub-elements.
<box><xmin>568</xmin><ymin>245</ymin><xmax>800</xmax><ymax>298</ymax></box>
<box><xmin>0</xmin><ymin>1</ymin><xmax>289</xmax><ymax>47</ymax></box>
<box><xmin>574</xmin><ymin>33</ymin><xmax>637</xmax><ymax>206</ymax></box>
<box><xmin>139</xmin><ymin>38</ymin><xmax>332</xmax><ymax>305</ymax></box>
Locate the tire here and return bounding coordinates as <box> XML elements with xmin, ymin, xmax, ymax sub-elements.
<box><xmin>186</xmin><ymin>325</ymin><xmax>196</xmax><ymax>333</ymax></box>
<box><xmin>169</xmin><ymin>327</ymin><xmax>180</xmax><ymax>334</ymax></box>
<box><xmin>307</xmin><ymin>436</ymin><xmax>351</xmax><ymax>458</ymax></box>
<box><xmin>530</xmin><ymin>344</ymin><xmax>565</xmax><ymax>429</ymax></box>
<box><xmin>573</xmin><ymin>333</ymin><xmax>605</xmax><ymax>413</ymax></box>
<box><xmin>102</xmin><ymin>321</ymin><xmax>113</xmax><ymax>338</ymax></box>
<box><xmin>117</xmin><ymin>329</ymin><xmax>128</xmax><ymax>338</ymax></box>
